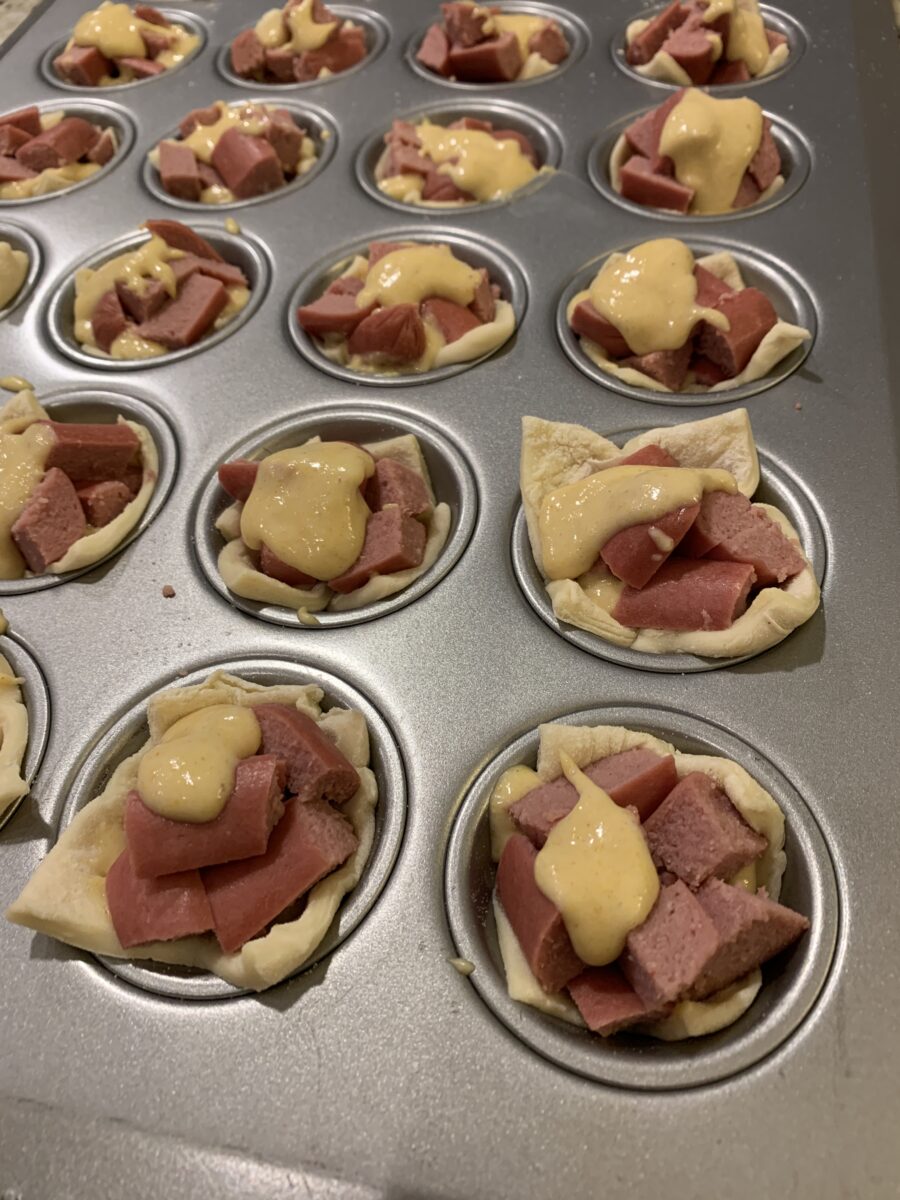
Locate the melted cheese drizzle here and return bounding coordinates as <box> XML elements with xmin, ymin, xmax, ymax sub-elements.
<box><xmin>414</xmin><ymin>120</ymin><xmax>537</xmax><ymax>203</ymax></box>
<box><xmin>75</xmin><ymin>234</ymin><xmax>179</xmax><ymax>354</ymax></box>
<box><xmin>0</xmin><ymin>163</ymin><xmax>100</xmax><ymax>202</ymax></box>
<box><xmin>660</xmin><ymin>90</ymin><xmax>763</xmax><ymax>214</ymax></box>
<box><xmin>181</xmin><ymin>102</ymin><xmax>270</xmax><ymax>164</ymax></box>
<box><xmin>589</xmin><ymin>238</ymin><xmax>729</xmax><ymax>356</ymax></box>
<box><xmin>0</xmin><ymin>424</ymin><xmax>54</xmax><ymax>579</ymax></box>
<box><xmin>701</xmin><ymin>0</ymin><xmax>733</xmax><ymax>20</ymax></box>
<box><xmin>0</xmin><ymin>244</ymin><xmax>28</xmax><ymax>309</ymax></box>
<box><xmin>240</xmin><ymin>442</ymin><xmax>374</xmax><ymax>580</ymax></box>
<box><xmin>255</xmin><ymin>7</ymin><xmax>289</xmax><ymax>47</ymax></box>
<box><xmin>491</xmin><ymin>14</ymin><xmax>546</xmax><ymax>59</ymax></box>
<box><xmin>727</xmin><ymin>0</ymin><xmax>770</xmax><ymax>74</ymax></box>
<box><xmin>535</xmin><ymin>752</ymin><xmax>660</xmax><ymax>965</ymax></box>
<box><xmin>72</xmin><ymin>2</ymin><xmax>198</xmax><ymax>67</ymax></box>
<box><xmin>357</xmin><ymin>245</ymin><xmax>482</xmax><ymax>309</ymax></box>
<box><xmin>539</xmin><ymin>464</ymin><xmax>738</xmax><ymax>581</ymax></box>
<box><xmin>286</xmin><ymin>0</ymin><xmax>337</xmax><ymax>51</ymax></box>
<box><xmin>137</xmin><ymin>704</ymin><xmax>261</xmax><ymax>822</ymax></box>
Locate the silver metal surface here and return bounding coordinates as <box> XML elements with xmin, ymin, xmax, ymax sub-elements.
<box><xmin>0</xmin><ymin>628</ymin><xmax>50</xmax><ymax>832</ymax></box>
<box><xmin>0</xmin><ymin>219</ymin><xmax>42</xmax><ymax>321</ymax></box>
<box><xmin>192</xmin><ymin>403</ymin><xmax>478</xmax><ymax>627</ymax></box>
<box><xmin>0</xmin><ymin>0</ymin><xmax>898</xmax><ymax>1196</ymax></box>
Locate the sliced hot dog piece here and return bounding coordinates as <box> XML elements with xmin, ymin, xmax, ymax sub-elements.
<box><xmin>0</xmin><ymin>126</ymin><xmax>30</xmax><ymax>157</ymax></box>
<box><xmin>125</xmin><ymin>756</ymin><xmax>287</xmax><ymax>878</ymax></box>
<box><xmin>0</xmin><ymin>156</ymin><xmax>37</xmax><ymax>183</ymax></box>
<box><xmin>159</xmin><ymin>140</ymin><xmax>202</xmax><ymax>202</ymax></box>
<box><xmin>230</xmin><ymin>28</ymin><xmax>267</xmax><ymax>79</ymax></box>
<box><xmin>218</xmin><ymin>458</ymin><xmax>259</xmax><ymax>502</ymax></box>
<box><xmin>327</xmin><ymin>506</ymin><xmax>426</xmax><ymax>594</ymax></box>
<box><xmin>691</xmin><ymin>878</ymin><xmax>810</xmax><ymax>1000</ymax></box>
<box><xmin>368</xmin><ymin>240</ymin><xmax>411</xmax><ymax>264</ymax></box>
<box><xmin>76</xmin><ymin>480</ymin><xmax>132</xmax><ymax>527</ymax></box>
<box><xmin>259</xmin><ymin>543</ymin><xmax>317</xmax><ymax>588</ymax></box>
<box><xmin>568</xmin><ymin>965</ymin><xmax>668</xmax><ymax>1035</ymax></box>
<box><xmin>621</xmin><ymin>343</ymin><xmax>693</xmax><ymax>391</ymax></box>
<box><xmin>178</xmin><ymin>105</ymin><xmax>221</xmax><ymax>138</ymax></box>
<box><xmin>509</xmin><ymin>749</ymin><xmax>678</xmax><ymax>848</ymax></box>
<box><xmin>421</xmin><ymin>296</ymin><xmax>482</xmax><ymax>343</ymax></box>
<box><xmin>489</xmin><ymin>128</ymin><xmax>538</xmax><ymax>165</ymax></box>
<box><xmin>136</xmin><ymin>274</ymin><xmax>229</xmax><ymax>349</ymax></box>
<box><xmin>618</xmin><ymin>443</ymin><xmax>680</xmax><ymax>468</ymax></box>
<box><xmin>170</xmin><ymin>254</ymin><xmax>248</xmax><ymax>289</ymax></box>
<box><xmin>347</xmin><ymin>304</ymin><xmax>427</xmax><ymax>363</ymax></box>
<box><xmin>570</xmin><ymin>298</ymin><xmax>633</xmax><ymax>357</ymax></box>
<box><xmin>622</xmin><ymin>880</ymin><xmax>721</xmax><ymax>1008</ymax></box>
<box><xmin>611</xmin><ymin>558</ymin><xmax>757</xmax><ymax>631</ymax></box>
<box><xmin>253</xmin><ymin>705</ymin><xmax>360</xmax><ymax>804</ymax></box>
<box><xmin>528</xmin><ymin>19</ymin><xmax>569</xmax><ymax>63</ymax></box>
<box><xmin>619</xmin><ymin>155</ymin><xmax>695</xmax><ymax>213</ymax></box>
<box><xmin>705</xmin><ymin>508</ymin><xmax>806</xmax><ymax>586</ymax></box>
<box><xmin>681</xmin><ymin>490</ymin><xmax>767</xmax><ymax>557</ymax></box>
<box><xmin>88</xmin><ymin>128</ymin><xmax>116</xmax><ymax>165</ymax></box>
<box><xmin>748</xmin><ymin>119</ymin><xmax>780</xmax><ymax>191</ymax></box>
<box><xmin>496</xmin><ymin>833</ymin><xmax>583</xmax><ymax>994</ymax></box>
<box><xmin>643</xmin><ymin>772</ymin><xmax>768</xmax><ymax>888</ymax></box>
<box><xmin>264</xmin><ymin>110</ymin><xmax>305</xmax><ymax>173</ymax></box>
<box><xmin>694</xmin><ymin>264</ymin><xmax>734</xmax><ymax>307</ymax></box>
<box><xmin>11</xmin><ymin>467</ymin><xmax>86</xmax><ymax>573</ymax></box>
<box><xmin>600</xmin><ymin>502</ymin><xmax>700</xmax><ymax>589</ymax></box>
<box><xmin>142</xmin><ymin>29</ymin><xmax>174</xmax><ymax>59</ymax></box>
<box><xmin>625</xmin><ymin>0</ymin><xmax>688</xmax><ymax>65</ymax></box>
<box><xmin>441</xmin><ymin>1</ymin><xmax>491</xmax><ymax>46</ymax></box>
<box><xmin>89</xmin><ymin>289</ymin><xmax>128</xmax><ymax>353</ymax></box>
<box><xmin>295</xmin><ymin>26</ymin><xmax>367</xmax><ymax>80</ymax></box>
<box><xmin>690</xmin><ymin>354</ymin><xmax>728</xmax><ymax>387</ymax></box>
<box><xmin>731</xmin><ymin>173</ymin><xmax>761</xmax><ymax>209</ymax></box>
<box><xmin>449</xmin><ymin>117</ymin><xmax>493</xmax><ymax>132</ymax></box>
<box><xmin>144</xmin><ymin>219</ymin><xmax>224</xmax><ymax>262</ymax></box>
<box><xmin>696</xmin><ymin>287</ymin><xmax>778</xmax><ymax>378</ymax></box>
<box><xmin>116</xmin><ymin>277</ymin><xmax>168</xmax><ymax>323</ymax></box>
<box><xmin>16</xmin><ymin>117</ymin><xmax>99</xmax><ymax>170</ymax></box>
<box><xmin>766</xmin><ymin>28</ymin><xmax>787</xmax><ymax>52</ymax></box>
<box><xmin>135</xmin><ymin>5</ymin><xmax>170</xmax><ymax>26</ymax></box>
<box><xmin>421</xmin><ymin>170</ymin><xmax>471</xmax><ymax>202</ymax></box>
<box><xmin>53</xmin><ymin>43</ymin><xmax>113</xmax><ymax>86</ymax></box>
<box><xmin>711</xmin><ymin>58</ymin><xmax>751</xmax><ymax>84</ymax></box>
<box><xmin>447</xmin><ymin>31</ymin><xmax>523</xmax><ymax>82</ymax></box>
<box><xmin>264</xmin><ymin>46</ymin><xmax>297</xmax><ymax>81</ymax></box>
<box><xmin>417</xmin><ymin>23</ymin><xmax>452</xmax><ymax>74</ymax></box>
<box><xmin>663</xmin><ymin>21</ymin><xmax>718</xmax><ymax>84</ymax></box>
<box><xmin>0</xmin><ymin>106</ymin><xmax>42</xmax><ymax>137</ymax></box>
<box><xmin>211</xmin><ymin>127</ymin><xmax>284</xmax><ymax>200</ymax></box>
<box><xmin>40</xmin><ymin>421</ymin><xmax>140</xmax><ymax>482</ymax></box>
<box><xmin>203</xmin><ymin>797</ymin><xmax>358</xmax><ymax>955</ymax></box>
<box><xmin>296</xmin><ymin>284</ymin><xmax>377</xmax><ymax>337</ymax></box>
<box><xmin>468</xmin><ymin>268</ymin><xmax>495</xmax><ymax>324</ymax></box>
<box><xmin>116</xmin><ymin>56</ymin><xmax>165</xmax><ymax>78</ymax></box>
<box><xmin>364</xmin><ymin>458</ymin><xmax>431</xmax><ymax>519</ymax></box>
<box><xmin>106</xmin><ymin>851</ymin><xmax>213</xmax><ymax>949</ymax></box>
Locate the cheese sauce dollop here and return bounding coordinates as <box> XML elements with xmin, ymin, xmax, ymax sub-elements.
<box><xmin>414</xmin><ymin>121</ymin><xmax>538</xmax><ymax>203</ymax></box>
<box><xmin>357</xmin><ymin>244</ymin><xmax>482</xmax><ymax>310</ymax></box>
<box><xmin>539</xmin><ymin>464</ymin><xmax>738</xmax><ymax>581</ymax></box>
<box><xmin>286</xmin><ymin>0</ymin><xmax>338</xmax><ymax>51</ymax></box>
<box><xmin>588</xmin><ymin>238</ymin><xmax>729</xmax><ymax>356</ymax></box>
<box><xmin>534</xmin><ymin>752</ymin><xmax>659</xmax><ymax>965</ymax></box>
<box><xmin>240</xmin><ymin>441</ymin><xmax>375</xmax><ymax>580</ymax></box>
<box><xmin>660</xmin><ymin>89</ymin><xmax>764</xmax><ymax>214</ymax></box>
<box><xmin>137</xmin><ymin>704</ymin><xmax>261</xmax><ymax>822</ymax></box>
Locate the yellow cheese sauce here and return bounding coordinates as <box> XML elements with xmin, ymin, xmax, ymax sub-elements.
<box><xmin>492</xmin><ymin>13</ymin><xmax>546</xmax><ymax>59</ymax></box>
<box><xmin>660</xmin><ymin>89</ymin><xmax>763</xmax><ymax>214</ymax></box>
<box><xmin>75</xmin><ymin>233</ymin><xmax>178</xmax><ymax>344</ymax></box>
<box><xmin>71</xmin><ymin>2</ymin><xmax>199</xmax><ymax>71</ymax></box>
<box><xmin>726</xmin><ymin>0</ymin><xmax>770</xmax><ymax>74</ymax></box>
<box><xmin>240</xmin><ymin>442</ymin><xmax>375</xmax><ymax>580</ymax></box>
<box><xmin>180</xmin><ymin>102</ymin><xmax>270</xmax><ymax>165</ymax></box>
<box><xmin>0</xmin><ymin>423</ymin><xmax>54</xmax><ymax>579</ymax></box>
<box><xmin>588</xmin><ymin>238</ymin><xmax>730</xmax><ymax>357</ymax></box>
<box><xmin>534</xmin><ymin>752</ymin><xmax>659</xmax><ymax>965</ymax></box>
<box><xmin>286</xmin><ymin>0</ymin><xmax>337</xmax><ymax>51</ymax></box>
<box><xmin>0</xmin><ymin>243</ymin><xmax>29</xmax><ymax>310</ymax></box>
<box><xmin>137</xmin><ymin>704</ymin><xmax>261</xmax><ymax>822</ymax></box>
<box><xmin>357</xmin><ymin>244</ymin><xmax>482</xmax><ymax>309</ymax></box>
<box><xmin>255</xmin><ymin>7</ymin><xmax>289</xmax><ymax>48</ymax></box>
<box><xmin>411</xmin><ymin>120</ymin><xmax>538</xmax><ymax>203</ymax></box>
<box><xmin>0</xmin><ymin>163</ymin><xmax>101</xmax><ymax>202</ymax></box>
<box><xmin>489</xmin><ymin>763</ymin><xmax>542</xmax><ymax>862</ymax></box>
<box><xmin>701</xmin><ymin>0</ymin><xmax>733</xmax><ymax>21</ymax></box>
<box><xmin>539</xmin><ymin>463</ymin><xmax>738</xmax><ymax>581</ymax></box>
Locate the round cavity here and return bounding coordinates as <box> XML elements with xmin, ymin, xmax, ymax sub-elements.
<box><xmin>0</xmin><ymin>99</ymin><xmax>136</xmax><ymax>207</ymax></box>
<box><xmin>45</xmin><ymin>225</ymin><xmax>271</xmax><ymax>371</ymax></box>
<box><xmin>142</xmin><ymin>99</ymin><xmax>338</xmax><ymax>212</ymax></box>
<box><xmin>287</xmin><ymin>227</ymin><xmax>527</xmax><ymax>388</ymax></box>
<box><xmin>40</xmin><ymin>10</ymin><xmax>208</xmax><ymax>92</ymax></box>
<box><xmin>511</xmin><ymin>441</ymin><xmax>825</xmax><ymax>673</ymax></box>
<box><xmin>0</xmin><ymin>222</ymin><xmax>42</xmax><ymax>320</ymax></box>
<box><xmin>611</xmin><ymin>4</ymin><xmax>807</xmax><ymax>91</ymax></box>
<box><xmin>406</xmin><ymin>2</ymin><xmax>589</xmax><ymax>89</ymax></box>
<box><xmin>445</xmin><ymin>704</ymin><xmax>840</xmax><ymax>1090</ymax></box>
<box><xmin>192</xmin><ymin>405</ymin><xmax>478</xmax><ymax>628</ymax></box>
<box><xmin>355</xmin><ymin>98</ymin><xmax>563</xmax><ymax>216</ymax></box>
<box><xmin>0</xmin><ymin>630</ymin><xmax>50</xmax><ymax>834</ymax></box>
<box><xmin>587</xmin><ymin>109</ymin><xmax>812</xmax><ymax>222</ymax></box>
<box><xmin>216</xmin><ymin>6</ymin><xmax>389</xmax><ymax>90</ymax></box>
<box><xmin>0</xmin><ymin>389</ymin><xmax>178</xmax><ymax>596</ymax></box>
<box><xmin>55</xmin><ymin>657</ymin><xmax>406</xmax><ymax>1000</ymax></box>
<box><xmin>556</xmin><ymin>237</ymin><xmax>817</xmax><ymax>406</ymax></box>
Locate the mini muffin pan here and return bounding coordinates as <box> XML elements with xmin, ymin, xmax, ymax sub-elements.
<box><xmin>0</xmin><ymin>627</ymin><xmax>50</xmax><ymax>833</ymax></box>
<box><xmin>0</xmin><ymin>0</ymin><xmax>896</xmax><ymax>1196</ymax></box>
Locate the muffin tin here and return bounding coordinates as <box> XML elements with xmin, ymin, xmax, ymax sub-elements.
<box><xmin>0</xmin><ymin>1</ymin><xmax>897</xmax><ymax>1197</ymax></box>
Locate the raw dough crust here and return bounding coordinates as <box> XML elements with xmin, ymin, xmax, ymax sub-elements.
<box><xmin>0</xmin><ymin>390</ymin><xmax>159</xmax><ymax>578</ymax></box>
<box><xmin>0</xmin><ymin>649</ymin><xmax>29</xmax><ymax>819</ymax></box>
<box><xmin>0</xmin><ymin>242</ymin><xmax>29</xmax><ymax>311</ymax></box>
<box><xmin>520</xmin><ymin>409</ymin><xmax>819</xmax><ymax>658</ymax></box>
<box><xmin>490</xmin><ymin>721</ymin><xmax>786</xmax><ymax>1038</ymax></box>
<box><xmin>6</xmin><ymin>671</ymin><xmax>378</xmax><ymax>992</ymax></box>
<box><xmin>216</xmin><ymin>433</ymin><xmax>452</xmax><ymax>617</ymax></box>
<box><xmin>608</xmin><ymin>132</ymin><xmax>785</xmax><ymax>212</ymax></box>
<box><xmin>567</xmin><ymin>250</ymin><xmax>811</xmax><ymax>394</ymax></box>
<box><xmin>624</xmin><ymin>16</ymin><xmax>789</xmax><ymax>83</ymax></box>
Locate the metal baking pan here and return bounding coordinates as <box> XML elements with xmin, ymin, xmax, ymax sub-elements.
<box><xmin>0</xmin><ymin>1</ymin><xmax>898</xmax><ymax>1197</ymax></box>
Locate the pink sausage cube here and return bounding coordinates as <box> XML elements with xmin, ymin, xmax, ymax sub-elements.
<box><xmin>568</xmin><ymin>965</ymin><xmax>668</xmax><ymax>1035</ymax></box>
<box><xmin>11</xmin><ymin>467</ymin><xmax>86</xmax><ymax>573</ymax></box>
<box><xmin>16</xmin><ymin>116</ymin><xmax>99</xmax><ymax>169</ymax></box>
<box><xmin>159</xmin><ymin>140</ymin><xmax>202</xmax><ymax>202</ymax></box>
<box><xmin>447</xmin><ymin>31</ymin><xmax>523</xmax><ymax>82</ymax></box>
<box><xmin>211</xmin><ymin>127</ymin><xmax>284</xmax><ymax>200</ymax></box>
<box><xmin>76</xmin><ymin>480</ymin><xmax>133</xmax><ymax>527</ymax></box>
<box><xmin>105</xmin><ymin>851</ymin><xmax>214</xmax><ymax>949</ymax></box>
<box><xmin>40</xmin><ymin>420</ymin><xmax>140</xmax><ymax>482</ymax></box>
<box><xmin>622</xmin><ymin>880</ymin><xmax>721</xmax><ymax>1008</ymax></box>
<box><xmin>253</xmin><ymin>705</ymin><xmax>360</xmax><ymax>804</ymax></box>
<box><xmin>327</xmin><ymin>506</ymin><xmax>427</xmax><ymax>594</ymax></box>
<box><xmin>600</xmin><ymin>502</ymin><xmax>701</xmax><ymax>589</ymax></box>
<box><xmin>364</xmin><ymin>458</ymin><xmax>431</xmax><ymax>519</ymax></box>
<box><xmin>135</xmin><ymin>273</ymin><xmax>229</xmax><ymax>349</ymax></box>
<box><xmin>611</xmin><ymin>558</ymin><xmax>757</xmax><ymax>632</ymax></box>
